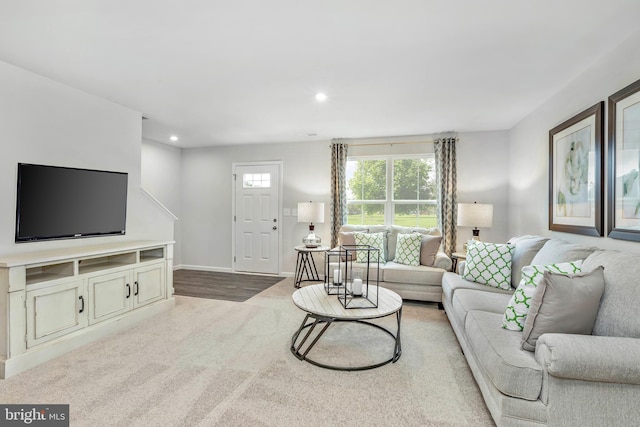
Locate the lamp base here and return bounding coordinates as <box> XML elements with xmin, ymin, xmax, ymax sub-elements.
<box><xmin>303</xmin><ymin>225</ymin><xmax>321</xmax><ymax>248</ymax></box>
<box><xmin>472</xmin><ymin>228</ymin><xmax>480</xmax><ymax>240</ymax></box>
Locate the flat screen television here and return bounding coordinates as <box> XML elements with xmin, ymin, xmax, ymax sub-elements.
<box><xmin>15</xmin><ymin>163</ymin><xmax>128</xmax><ymax>242</ymax></box>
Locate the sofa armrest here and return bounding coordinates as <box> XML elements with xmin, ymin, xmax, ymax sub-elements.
<box><xmin>535</xmin><ymin>333</ymin><xmax>640</xmax><ymax>385</ymax></box>
<box><xmin>433</xmin><ymin>252</ymin><xmax>452</xmax><ymax>271</ymax></box>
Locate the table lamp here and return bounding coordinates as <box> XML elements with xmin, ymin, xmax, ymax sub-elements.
<box><xmin>457</xmin><ymin>202</ymin><xmax>493</xmax><ymax>241</ymax></box>
<box><xmin>298</xmin><ymin>201</ymin><xmax>325</xmax><ymax>248</ymax></box>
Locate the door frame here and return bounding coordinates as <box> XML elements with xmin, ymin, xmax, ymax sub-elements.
<box><xmin>231</xmin><ymin>160</ymin><xmax>283</xmax><ymax>275</ymax></box>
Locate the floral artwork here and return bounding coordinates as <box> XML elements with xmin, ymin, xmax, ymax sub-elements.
<box><xmin>555</xmin><ymin>126</ymin><xmax>591</xmax><ymax>218</ymax></box>
<box><xmin>549</xmin><ymin>102</ymin><xmax>603</xmax><ymax>236</ymax></box>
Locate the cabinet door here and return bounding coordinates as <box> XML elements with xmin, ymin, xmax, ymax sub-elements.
<box><xmin>88</xmin><ymin>270</ymin><xmax>132</xmax><ymax>325</ymax></box>
<box><xmin>133</xmin><ymin>262</ymin><xmax>166</xmax><ymax>308</ymax></box>
<box><xmin>26</xmin><ymin>280</ymin><xmax>86</xmax><ymax>348</ymax></box>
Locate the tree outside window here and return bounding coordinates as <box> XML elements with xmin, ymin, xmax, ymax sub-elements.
<box><xmin>346</xmin><ymin>155</ymin><xmax>437</xmax><ymax>227</ymax></box>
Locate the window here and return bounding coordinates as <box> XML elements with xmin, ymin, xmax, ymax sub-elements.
<box><xmin>243</xmin><ymin>173</ymin><xmax>271</xmax><ymax>188</ymax></box>
<box><xmin>346</xmin><ymin>155</ymin><xmax>437</xmax><ymax>227</ymax></box>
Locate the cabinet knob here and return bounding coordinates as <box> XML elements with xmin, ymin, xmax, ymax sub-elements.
<box><xmin>134</xmin><ymin>281</ymin><xmax>139</xmax><ymax>296</ymax></box>
<box><xmin>126</xmin><ymin>283</ymin><xmax>131</xmax><ymax>298</ymax></box>
<box><xmin>79</xmin><ymin>295</ymin><xmax>85</xmax><ymax>313</ymax></box>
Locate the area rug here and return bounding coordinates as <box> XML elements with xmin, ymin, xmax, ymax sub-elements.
<box><xmin>0</xmin><ymin>278</ymin><xmax>494</xmax><ymax>426</ymax></box>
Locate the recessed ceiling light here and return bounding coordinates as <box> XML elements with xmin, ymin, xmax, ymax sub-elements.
<box><xmin>170</xmin><ymin>135</ymin><xmax>178</xmax><ymax>142</ymax></box>
<box><xmin>315</xmin><ymin>92</ymin><xmax>327</xmax><ymax>102</ymax></box>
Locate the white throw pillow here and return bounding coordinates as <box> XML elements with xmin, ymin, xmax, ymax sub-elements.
<box><xmin>462</xmin><ymin>241</ymin><xmax>514</xmax><ymax>290</ymax></box>
<box><xmin>502</xmin><ymin>260</ymin><xmax>583</xmax><ymax>331</ymax></box>
<box><xmin>393</xmin><ymin>233</ymin><xmax>422</xmax><ymax>266</ymax></box>
<box><xmin>354</xmin><ymin>232</ymin><xmax>385</xmax><ymax>263</ymax></box>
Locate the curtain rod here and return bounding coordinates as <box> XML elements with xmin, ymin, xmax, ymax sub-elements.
<box><xmin>331</xmin><ymin>139</ymin><xmax>434</xmax><ymax>147</ymax></box>
<box><xmin>348</xmin><ymin>140</ymin><xmax>434</xmax><ymax>147</ymax></box>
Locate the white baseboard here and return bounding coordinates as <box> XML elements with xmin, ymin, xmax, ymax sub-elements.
<box><xmin>173</xmin><ymin>264</ymin><xmax>232</xmax><ymax>272</ymax></box>
<box><xmin>173</xmin><ymin>265</ymin><xmax>295</xmax><ymax>279</ymax></box>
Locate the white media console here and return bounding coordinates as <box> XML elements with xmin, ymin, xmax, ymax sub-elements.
<box><xmin>0</xmin><ymin>240</ymin><xmax>174</xmax><ymax>378</ymax></box>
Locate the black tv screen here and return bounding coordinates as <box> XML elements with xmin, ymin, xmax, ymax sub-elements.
<box><xmin>15</xmin><ymin>163</ymin><xmax>128</xmax><ymax>242</ymax></box>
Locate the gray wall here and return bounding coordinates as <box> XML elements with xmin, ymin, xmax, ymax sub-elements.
<box><xmin>0</xmin><ymin>60</ymin><xmax>174</xmax><ymax>257</ymax></box>
<box><xmin>508</xmin><ymin>28</ymin><xmax>640</xmax><ymax>253</ymax></box>
<box><xmin>141</xmin><ymin>139</ymin><xmax>183</xmax><ymax>263</ymax></box>
<box><xmin>179</xmin><ymin>140</ymin><xmax>330</xmax><ymax>274</ymax></box>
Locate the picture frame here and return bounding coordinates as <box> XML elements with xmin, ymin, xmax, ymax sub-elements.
<box><xmin>548</xmin><ymin>102</ymin><xmax>604</xmax><ymax>236</ymax></box>
<box><xmin>608</xmin><ymin>78</ymin><xmax>640</xmax><ymax>241</ymax></box>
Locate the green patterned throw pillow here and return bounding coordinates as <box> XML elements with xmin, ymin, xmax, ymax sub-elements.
<box><xmin>393</xmin><ymin>233</ymin><xmax>422</xmax><ymax>266</ymax></box>
<box><xmin>354</xmin><ymin>232</ymin><xmax>384</xmax><ymax>263</ymax></box>
<box><xmin>462</xmin><ymin>241</ymin><xmax>514</xmax><ymax>290</ymax></box>
<box><xmin>502</xmin><ymin>260</ymin><xmax>583</xmax><ymax>331</ymax></box>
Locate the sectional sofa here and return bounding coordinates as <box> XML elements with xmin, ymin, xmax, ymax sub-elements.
<box><xmin>442</xmin><ymin>235</ymin><xmax>640</xmax><ymax>426</ymax></box>
<box><xmin>331</xmin><ymin>225</ymin><xmax>452</xmax><ymax>302</ymax></box>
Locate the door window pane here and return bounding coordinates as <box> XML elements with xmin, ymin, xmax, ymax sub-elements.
<box><xmin>243</xmin><ymin>173</ymin><xmax>271</xmax><ymax>188</ymax></box>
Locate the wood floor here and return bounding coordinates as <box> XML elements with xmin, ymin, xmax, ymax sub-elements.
<box><xmin>172</xmin><ymin>270</ymin><xmax>285</xmax><ymax>302</ymax></box>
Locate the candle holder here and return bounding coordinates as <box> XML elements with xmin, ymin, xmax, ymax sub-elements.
<box><xmin>335</xmin><ymin>244</ymin><xmax>379</xmax><ymax>309</ymax></box>
<box><xmin>324</xmin><ymin>248</ymin><xmax>344</xmax><ymax>295</ymax></box>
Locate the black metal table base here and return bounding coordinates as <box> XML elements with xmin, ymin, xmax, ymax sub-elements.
<box><xmin>290</xmin><ymin>309</ymin><xmax>402</xmax><ymax>371</ymax></box>
<box><xmin>294</xmin><ymin>250</ymin><xmax>321</xmax><ymax>288</ymax></box>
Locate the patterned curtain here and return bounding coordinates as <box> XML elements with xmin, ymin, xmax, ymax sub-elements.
<box><xmin>434</xmin><ymin>137</ymin><xmax>457</xmax><ymax>256</ymax></box>
<box><xmin>330</xmin><ymin>141</ymin><xmax>348</xmax><ymax>247</ymax></box>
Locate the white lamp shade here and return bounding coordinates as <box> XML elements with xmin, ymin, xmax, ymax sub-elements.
<box><xmin>298</xmin><ymin>202</ymin><xmax>325</xmax><ymax>223</ymax></box>
<box><xmin>457</xmin><ymin>203</ymin><xmax>493</xmax><ymax>228</ymax></box>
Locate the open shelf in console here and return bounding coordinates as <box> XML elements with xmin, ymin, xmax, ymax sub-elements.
<box><xmin>140</xmin><ymin>247</ymin><xmax>165</xmax><ymax>262</ymax></box>
<box><xmin>78</xmin><ymin>251</ymin><xmax>137</xmax><ymax>275</ymax></box>
<box><xmin>26</xmin><ymin>261</ymin><xmax>75</xmax><ymax>285</ymax></box>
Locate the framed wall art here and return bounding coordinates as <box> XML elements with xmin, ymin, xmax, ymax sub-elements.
<box><xmin>549</xmin><ymin>102</ymin><xmax>604</xmax><ymax>236</ymax></box>
<box><xmin>608</xmin><ymin>78</ymin><xmax>640</xmax><ymax>241</ymax></box>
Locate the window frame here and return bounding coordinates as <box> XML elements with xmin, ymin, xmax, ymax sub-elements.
<box><xmin>346</xmin><ymin>154</ymin><xmax>437</xmax><ymax>226</ymax></box>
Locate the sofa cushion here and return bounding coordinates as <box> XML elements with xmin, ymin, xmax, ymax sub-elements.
<box><xmin>581</xmin><ymin>250</ymin><xmax>640</xmax><ymax>338</ymax></box>
<box><xmin>451</xmin><ymin>288</ymin><xmax>512</xmax><ymax>332</ymax></box>
<box><xmin>462</xmin><ymin>241</ymin><xmax>514</xmax><ymax>290</ymax></box>
<box><xmin>441</xmin><ymin>272</ymin><xmax>513</xmax><ymax>309</ymax></box>
<box><xmin>393</xmin><ymin>233</ymin><xmax>422</xmax><ymax>266</ymax></box>
<box><xmin>338</xmin><ymin>230</ymin><xmax>368</xmax><ymax>260</ymax></box>
<box><xmin>328</xmin><ymin>262</ymin><xmax>384</xmax><ymax>283</ymax></box>
<box><xmin>382</xmin><ymin>261</ymin><xmax>444</xmax><ymax>286</ymax></box>
<box><xmin>387</xmin><ymin>225</ymin><xmax>439</xmax><ymax>260</ymax></box>
<box><xmin>529</xmin><ymin>238</ymin><xmax>596</xmax><ymax>266</ymax></box>
<box><xmin>465</xmin><ymin>310</ymin><xmax>543</xmax><ymax>401</ymax></box>
<box><xmin>341</xmin><ymin>225</ymin><xmax>390</xmax><ymax>260</ymax></box>
<box><xmin>502</xmin><ymin>260</ymin><xmax>583</xmax><ymax>331</ymax></box>
<box><xmin>419</xmin><ymin>235</ymin><xmax>442</xmax><ymax>267</ymax></box>
<box><xmin>506</xmin><ymin>235</ymin><xmax>550</xmax><ymax>288</ymax></box>
<box><xmin>521</xmin><ymin>267</ymin><xmax>605</xmax><ymax>351</ymax></box>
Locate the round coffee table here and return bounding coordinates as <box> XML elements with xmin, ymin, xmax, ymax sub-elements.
<box><xmin>290</xmin><ymin>283</ymin><xmax>402</xmax><ymax>371</ymax></box>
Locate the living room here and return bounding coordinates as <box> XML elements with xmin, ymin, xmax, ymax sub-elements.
<box><xmin>2</xmin><ymin>2</ymin><xmax>640</xmax><ymax>426</ymax></box>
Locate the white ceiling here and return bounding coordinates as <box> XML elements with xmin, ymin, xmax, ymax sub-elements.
<box><xmin>1</xmin><ymin>1</ymin><xmax>639</xmax><ymax>148</ymax></box>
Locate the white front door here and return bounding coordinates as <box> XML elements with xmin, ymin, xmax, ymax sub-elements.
<box><xmin>234</xmin><ymin>163</ymin><xmax>280</xmax><ymax>274</ymax></box>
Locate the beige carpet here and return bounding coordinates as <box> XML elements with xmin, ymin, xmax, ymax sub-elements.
<box><xmin>0</xmin><ymin>278</ymin><xmax>494</xmax><ymax>426</ymax></box>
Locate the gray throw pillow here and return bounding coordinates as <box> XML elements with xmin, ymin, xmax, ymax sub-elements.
<box><xmin>506</xmin><ymin>235</ymin><xmax>549</xmax><ymax>288</ymax></box>
<box><xmin>521</xmin><ymin>266</ymin><xmax>605</xmax><ymax>352</ymax></box>
<box><xmin>419</xmin><ymin>235</ymin><xmax>442</xmax><ymax>266</ymax></box>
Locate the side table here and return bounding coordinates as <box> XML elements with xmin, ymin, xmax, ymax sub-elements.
<box><xmin>451</xmin><ymin>251</ymin><xmax>467</xmax><ymax>273</ymax></box>
<box><xmin>294</xmin><ymin>245</ymin><xmax>329</xmax><ymax>288</ymax></box>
